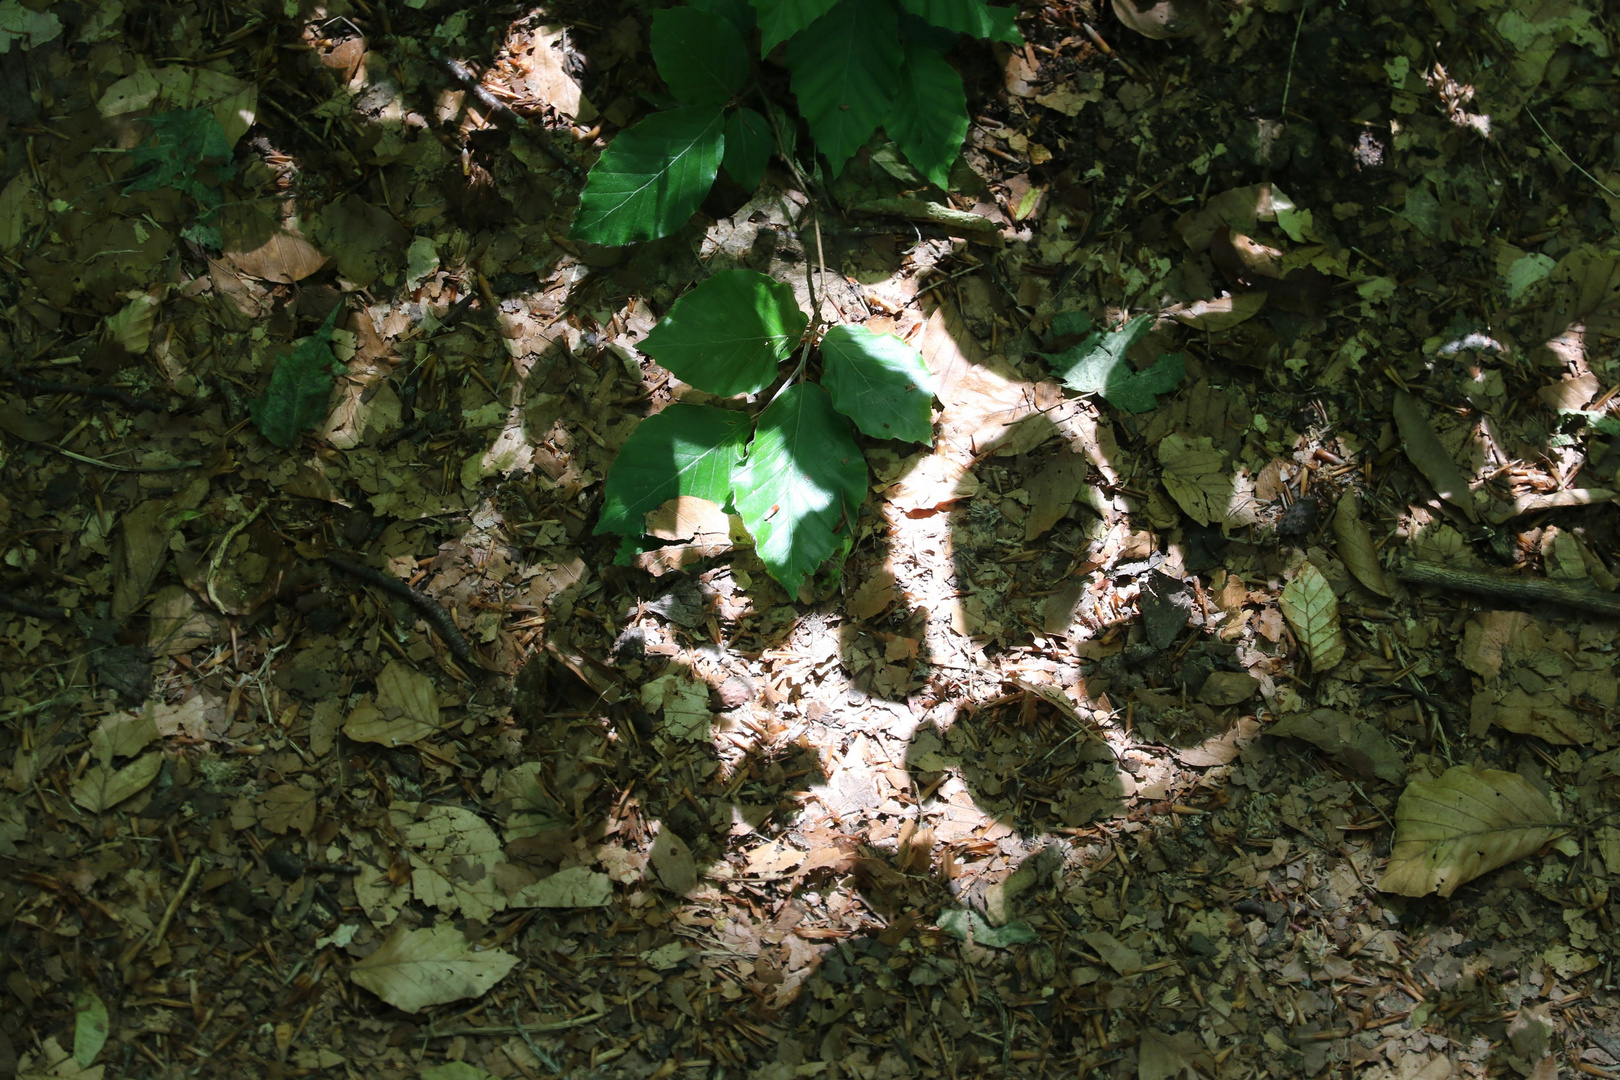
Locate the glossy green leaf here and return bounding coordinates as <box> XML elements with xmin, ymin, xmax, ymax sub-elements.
<box><xmin>571</xmin><ymin>106</ymin><xmax>726</xmax><ymax>245</ymax></box>
<box><xmin>249</xmin><ymin>304</ymin><xmax>344</xmax><ymax>448</ymax></box>
<box><xmin>750</xmin><ymin>0</ymin><xmax>839</xmax><ymax>54</ymax></box>
<box><xmin>886</xmin><ymin>42</ymin><xmax>967</xmax><ymax>189</ymax></box>
<box><xmin>783</xmin><ymin>0</ymin><xmax>903</xmax><ymax>177</ymax></box>
<box><xmin>640</xmin><ymin>269</ymin><xmax>806</xmax><ymax>396</ymax></box>
<box><xmin>820</xmin><ymin>324</ymin><xmax>935</xmax><ymax>443</ymax></box>
<box><xmin>652</xmin><ymin>7</ymin><xmax>751</xmax><ymax>107</ymax></box>
<box><xmin>723</xmin><ymin>107</ymin><xmax>772</xmax><ymax>189</ymax></box>
<box><xmin>896</xmin><ymin>0</ymin><xmax>1023</xmax><ymax>43</ymax></box>
<box><xmin>595</xmin><ymin>403</ymin><xmax>751</xmax><ymax>538</ymax></box>
<box><xmin>733</xmin><ymin>383</ymin><xmax>866</xmax><ymax>596</ymax></box>
<box><xmin>1039</xmin><ymin>313</ymin><xmax>1185</xmax><ymax>414</ymax></box>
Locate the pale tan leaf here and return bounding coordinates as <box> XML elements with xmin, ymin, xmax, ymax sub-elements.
<box><xmin>1379</xmin><ymin>767</ymin><xmax>1566</xmax><ymax>898</ymax></box>
<box><xmin>643</xmin><ymin>495</ymin><xmax>731</xmax><ymax>543</ymax></box>
<box><xmin>377</xmin><ymin>660</ymin><xmax>441</xmax><ymax>728</ymax></box>
<box><xmin>1332</xmin><ymin>490</ymin><xmax>1391</xmax><ymax>597</ymax></box>
<box><xmin>649</xmin><ymin>827</ymin><xmax>698</xmax><ymax>895</ymax></box>
<box><xmin>401</xmin><ymin>805</ymin><xmax>506</xmax><ymax>921</ymax></box>
<box><xmin>343</xmin><ymin>699</ymin><xmax>439</xmax><ymax>747</ymax></box>
<box><xmin>1023</xmin><ymin>449</ymin><xmax>1086</xmax><ymax>541</ymax></box>
<box><xmin>1278</xmin><ymin>561</ymin><xmax>1345</xmax><ymax>670</ymax></box>
<box><xmin>259</xmin><ymin>783</ymin><xmax>317</xmax><ymax>836</ymax></box>
<box><xmin>508</xmin><ymin>866</ymin><xmax>613</xmax><ymax>908</ymax></box>
<box><xmin>848</xmin><ymin>566</ymin><xmax>897</xmax><ymax>620</ymax></box>
<box><xmin>88</xmin><ymin>708</ymin><xmax>159</xmax><ymax>766</ymax></box>
<box><xmin>1162</xmin><ymin>291</ymin><xmax>1267</xmax><ymax>331</ymax></box>
<box><xmin>72</xmin><ymin>752</ymin><xmax>162</xmax><ymax>812</ymax></box>
<box><xmin>1392</xmin><ymin>391</ymin><xmax>1478</xmax><ymax>522</ymax></box>
<box><xmin>349</xmin><ymin>925</ymin><xmax>517</xmax><ymax>1014</ymax></box>
<box><xmin>1157</xmin><ymin>434</ymin><xmax>1257</xmax><ymax>528</ymax></box>
<box><xmin>745</xmin><ymin>840</ymin><xmax>804</xmax><ymax>877</ymax></box>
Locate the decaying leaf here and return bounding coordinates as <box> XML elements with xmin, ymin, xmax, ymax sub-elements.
<box><xmin>1278</xmin><ymin>561</ymin><xmax>1346</xmax><ymax>670</ymax></box>
<box><xmin>349</xmin><ymin>925</ymin><xmax>518</xmax><ymax>1014</ymax></box>
<box><xmin>509</xmin><ymin>866</ymin><xmax>613</xmax><ymax>908</ymax></box>
<box><xmin>1380</xmin><ymin>766</ymin><xmax>1567</xmax><ymax>898</ymax></box>
<box><xmin>1332</xmin><ymin>490</ymin><xmax>1391</xmax><ymax>597</ymax></box>
<box><xmin>1392</xmin><ymin>391</ymin><xmax>1479</xmax><ymax>522</ymax></box>
<box><xmin>649</xmin><ymin>826</ymin><xmax>698</xmax><ymax>895</ymax></box>
<box><xmin>1267</xmin><ymin>709</ymin><xmax>1405</xmax><ymax>784</ymax></box>
<box><xmin>1023</xmin><ymin>449</ymin><xmax>1087</xmax><ymax>540</ymax></box>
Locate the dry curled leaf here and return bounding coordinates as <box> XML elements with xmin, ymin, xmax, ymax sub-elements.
<box><xmin>1380</xmin><ymin>767</ymin><xmax>1567</xmax><ymax>898</ymax></box>
<box><xmin>1392</xmin><ymin>391</ymin><xmax>1479</xmax><ymax>522</ymax></box>
<box><xmin>1332</xmin><ymin>490</ymin><xmax>1391</xmax><ymax>597</ymax></box>
<box><xmin>1278</xmin><ymin>561</ymin><xmax>1345</xmax><ymax>670</ymax></box>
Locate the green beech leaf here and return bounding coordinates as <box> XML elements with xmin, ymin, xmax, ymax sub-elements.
<box><xmin>571</xmin><ymin>106</ymin><xmax>726</xmax><ymax>245</ymax></box>
<box><xmin>723</xmin><ymin>108</ymin><xmax>772</xmax><ymax>189</ymax></box>
<box><xmin>885</xmin><ymin>42</ymin><xmax>968</xmax><ymax>190</ymax></box>
<box><xmin>1039</xmin><ymin>313</ymin><xmax>1185</xmax><ymax>414</ymax></box>
<box><xmin>692</xmin><ymin>0</ymin><xmax>758</xmax><ymax>34</ymax></box>
<box><xmin>126</xmin><ymin>107</ymin><xmax>234</xmax><ymax>196</ymax></box>
<box><xmin>640</xmin><ymin>269</ymin><xmax>807</xmax><ymax>396</ymax></box>
<box><xmin>820</xmin><ymin>324</ymin><xmax>935</xmax><ymax>443</ymax></box>
<box><xmin>652</xmin><ymin>7</ymin><xmax>751</xmax><ymax>107</ymax></box>
<box><xmin>595</xmin><ymin>403</ymin><xmax>751</xmax><ymax>538</ymax></box>
<box><xmin>733</xmin><ymin>383</ymin><xmax>866</xmax><ymax>597</ymax></box>
<box><xmin>896</xmin><ymin>0</ymin><xmax>1023</xmax><ymax>43</ymax></box>
<box><xmin>750</xmin><ymin>0</ymin><xmax>840</xmax><ymax>54</ymax></box>
<box><xmin>783</xmin><ymin>0</ymin><xmax>903</xmax><ymax>177</ymax></box>
<box><xmin>248</xmin><ymin>304</ymin><xmax>344</xmax><ymax>448</ymax></box>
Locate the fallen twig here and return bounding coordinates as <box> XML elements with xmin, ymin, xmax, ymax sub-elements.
<box><xmin>323</xmin><ymin>553</ymin><xmax>478</xmax><ymax>670</ymax></box>
<box><xmin>9</xmin><ymin>372</ymin><xmax>166</xmax><ymax>411</ymax></box>
<box><xmin>1396</xmin><ymin>561</ymin><xmax>1620</xmax><ymax>619</ymax></box>
<box><xmin>431</xmin><ymin>50</ymin><xmax>584</xmax><ymax>179</ymax></box>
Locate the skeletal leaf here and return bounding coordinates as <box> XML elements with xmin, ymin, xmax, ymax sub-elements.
<box><xmin>1332</xmin><ymin>490</ymin><xmax>1391</xmax><ymax>597</ymax></box>
<box><xmin>1392</xmin><ymin>391</ymin><xmax>1478</xmax><ymax>522</ymax></box>
<box><xmin>1380</xmin><ymin>767</ymin><xmax>1566</xmax><ymax>897</ymax></box>
<box><xmin>1278</xmin><ymin>561</ymin><xmax>1345</xmax><ymax>670</ymax></box>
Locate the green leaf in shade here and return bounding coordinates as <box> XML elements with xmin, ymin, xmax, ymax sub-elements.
<box><xmin>652</xmin><ymin>7</ymin><xmax>751</xmax><ymax>107</ymax></box>
<box><xmin>249</xmin><ymin>304</ymin><xmax>344</xmax><ymax>448</ymax></box>
<box><xmin>640</xmin><ymin>269</ymin><xmax>807</xmax><ymax>396</ymax></box>
<box><xmin>126</xmin><ymin>107</ymin><xmax>234</xmax><ymax>195</ymax></box>
<box><xmin>937</xmin><ymin>909</ymin><xmax>1039</xmax><ymax>948</ymax></box>
<box><xmin>723</xmin><ymin>107</ymin><xmax>772</xmax><ymax>189</ymax></box>
<box><xmin>750</xmin><ymin>0</ymin><xmax>840</xmax><ymax>54</ymax></box>
<box><xmin>73</xmin><ymin>990</ymin><xmax>109</xmax><ymax>1068</ymax></box>
<box><xmin>783</xmin><ymin>0</ymin><xmax>903</xmax><ymax>177</ymax></box>
<box><xmin>570</xmin><ymin>106</ymin><xmax>726</xmax><ymax>245</ymax></box>
<box><xmin>595</xmin><ymin>403</ymin><xmax>751</xmax><ymax>538</ymax></box>
<box><xmin>692</xmin><ymin>0</ymin><xmax>758</xmax><ymax>34</ymax></box>
<box><xmin>1039</xmin><ymin>313</ymin><xmax>1185</xmax><ymax>414</ymax></box>
<box><xmin>733</xmin><ymin>383</ymin><xmax>866</xmax><ymax>597</ymax></box>
<box><xmin>896</xmin><ymin>0</ymin><xmax>1023</xmax><ymax>43</ymax></box>
<box><xmin>885</xmin><ymin>42</ymin><xmax>968</xmax><ymax>190</ymax></box>
<box><xmin>820</xmin><ymin>324</ymin><xmax>935</xmax><ymax>443</ymax></box>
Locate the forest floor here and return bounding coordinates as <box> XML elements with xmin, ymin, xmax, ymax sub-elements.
<box><xmin>2</xmin><ymin>0</ymin><xmax>1620</xmax><ymax>1078</ymax></box>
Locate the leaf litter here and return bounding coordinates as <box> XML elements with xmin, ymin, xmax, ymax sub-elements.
<box><xmin>1</xmin><ymin>2</ymin><xmax>1619</xmax><ymax>1079</ymax></box>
